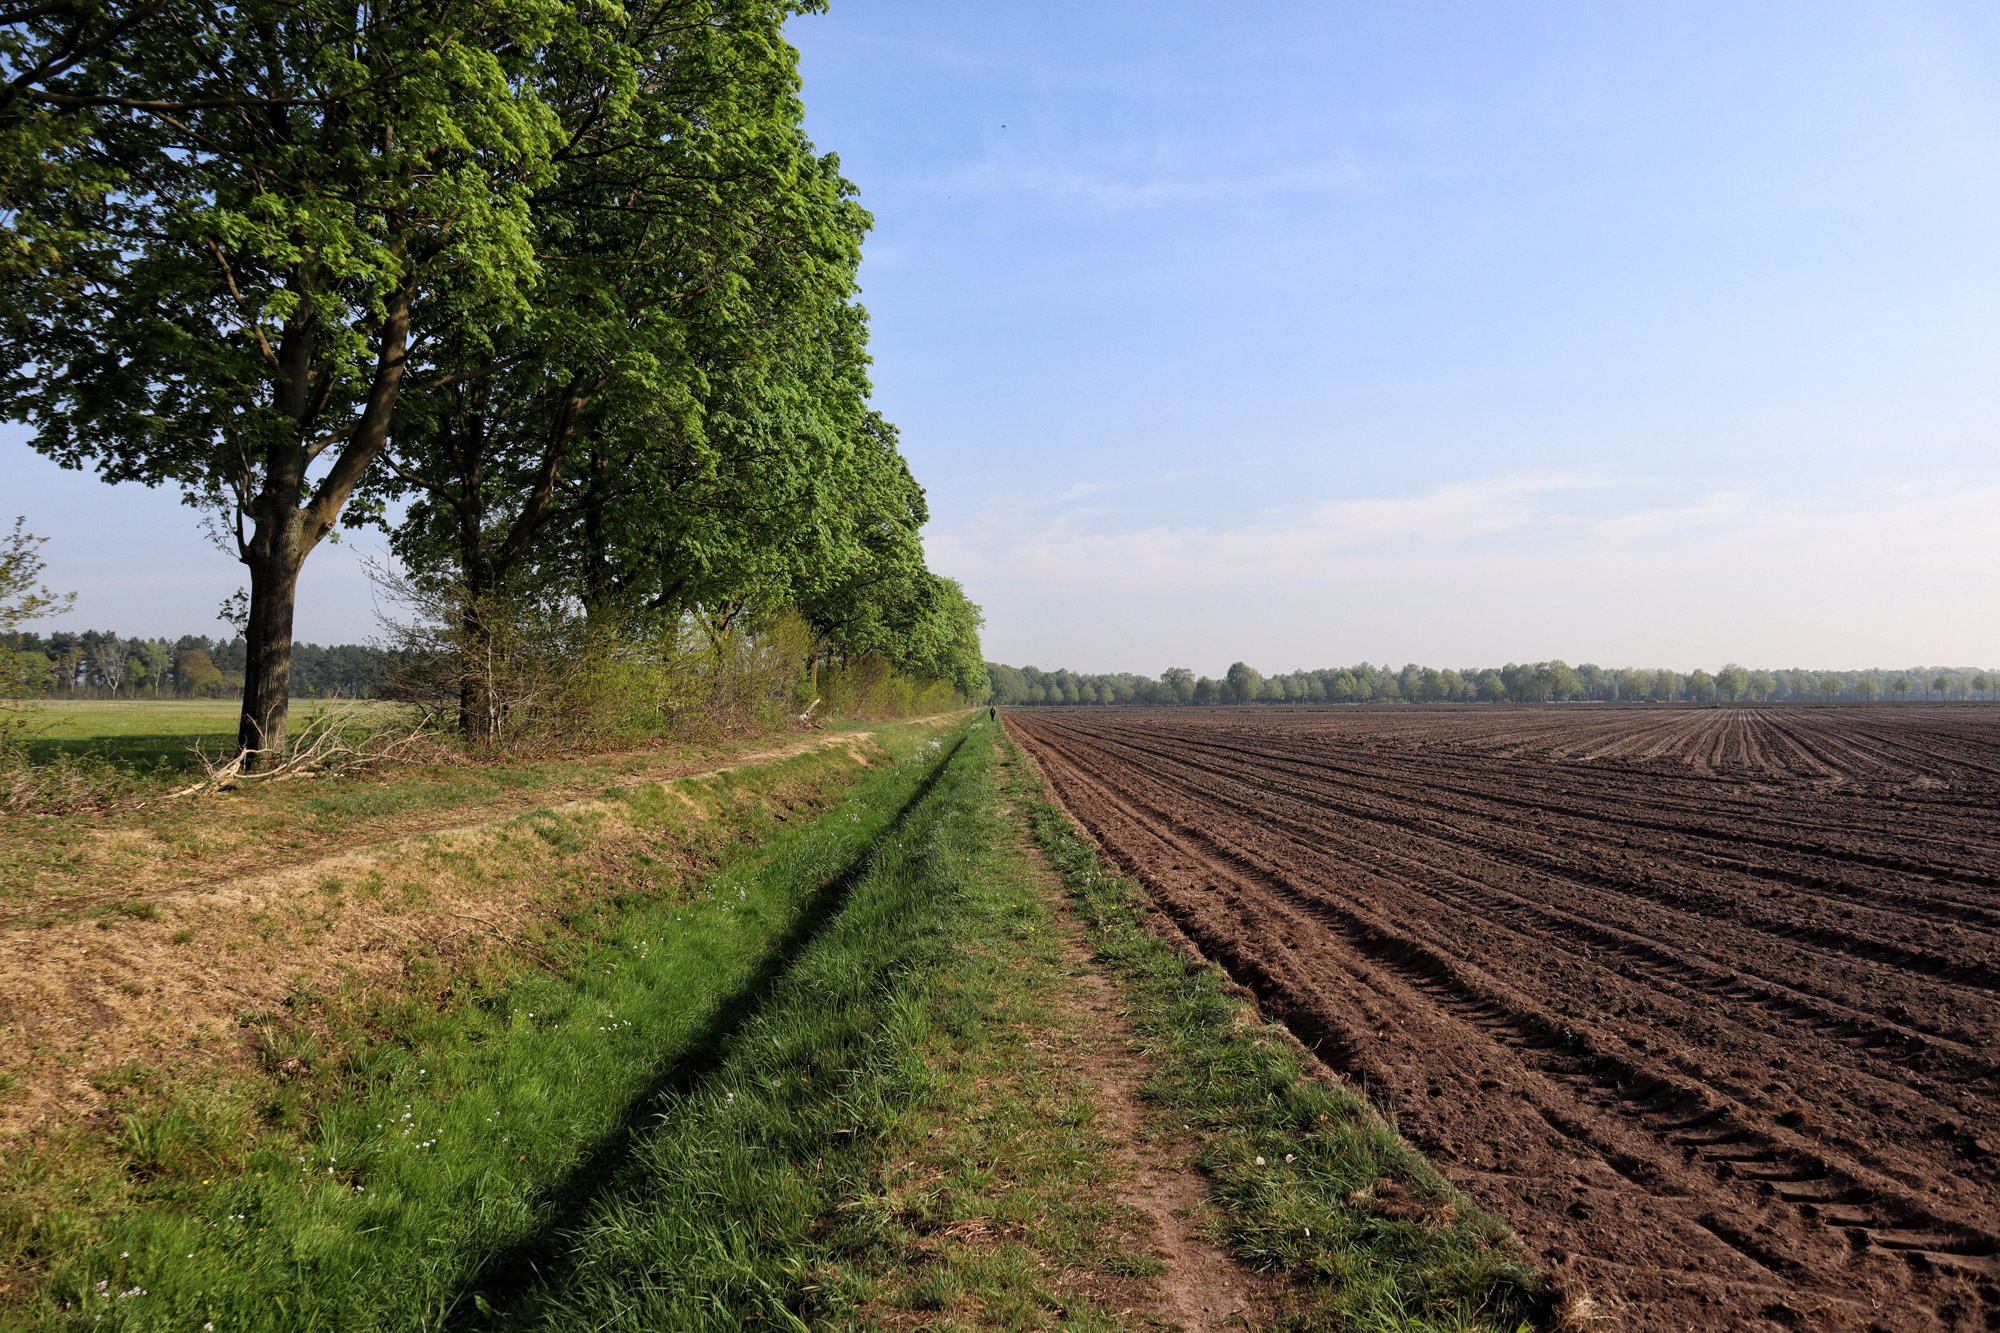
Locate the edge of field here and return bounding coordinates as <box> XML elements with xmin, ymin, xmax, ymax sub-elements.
<box><xmin>3</xmin><ymin>714</ymin><xmax>1552</xmax><ymax>1330</ymax></box>
<box><xmin>997</xmin><ymin>726</ymin><xmax>1556</xmax><ymax>1331</ymax></box>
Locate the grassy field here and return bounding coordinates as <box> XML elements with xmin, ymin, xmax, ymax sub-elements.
<box><xmin>1</xmin><ymin>717</ymin><xmax>1548</xmax><ymax>1330</ymax></box>
<box><xmin>10</xmin><ymin>700</ymin><xmax>412</xmax><ymax>771</ymax></box>
<box><xmin>22</xmin><ymin>701</ymin><xmax>245</xmax><ymax>740</ymax></box>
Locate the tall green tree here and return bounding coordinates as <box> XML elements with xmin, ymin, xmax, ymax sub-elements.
<box><xmin>356</xmin><ymin>2</ymin><xmax>878</xmax><ymax>735</ymax></box>
<box><xmin>1225</xmin><ymin>661</ymin><xmax>1261</xmax><ymax>704</ymax></box>
<box><xmin>2</xmin><ymin>0</ymin><xmax>591</xmax><ymax>764</ymax></box>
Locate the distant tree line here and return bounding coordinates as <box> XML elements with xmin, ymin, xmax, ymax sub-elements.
<box><xmin>7</xmin><ymin>632</ymin><xmax>391</xmax><ymax>700</ymax></box>
<box><xmin>987</xmin><ymin>661</ymin><xmax>2000</xmax><ymax>707</ymax></box>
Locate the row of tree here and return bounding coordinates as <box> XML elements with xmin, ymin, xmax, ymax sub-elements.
<box><xmin>987</xmin><ymin>661</ymin><xmax>2000</xmax><ymax>707</ymax></box>
<box><xmin>7</xmin><ymin>632</ymin><xmax>388</xmax><ymax>699</ymax></box>
<box><xmin>1</xmin><ymin>0</ymin><xmax>982</xmax><ymax>762</ymax></box>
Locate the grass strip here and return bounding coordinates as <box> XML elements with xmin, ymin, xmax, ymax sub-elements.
<box><xmin>468</xmin><ymin>730</ymin><xmax>993</xmax><ymax>1329</ymax></box>
<box><xmin>1001</xmin><ymin>734</ymin><xmax>1549</xmax><ymax>1332</ymax></box>
<box><xmin>483</xmin><ymin>715</ymin><xmax>1186</xmax><ymax>1332</ymax></box>
<box><xmin>6</xmin><ymin>725</ymin><xmax>960</xmax><ymax>1331</ymax></box>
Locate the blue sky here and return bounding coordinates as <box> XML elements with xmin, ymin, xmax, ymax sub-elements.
<box><xmin>8</xmin><ymin>1</ymin><xmax>2000</xmax><ymax>673</ymax></box>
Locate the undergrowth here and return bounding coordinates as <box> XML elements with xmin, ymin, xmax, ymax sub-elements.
<box><xmin>0</xmin><ymin>744</ymin><xmax>155</xmax><ymax>815</ymax></box>
<box><xmin>1002</xmin><ymin>735</ymin><xmax>1549</xmax><ymax>1332</ymax></box>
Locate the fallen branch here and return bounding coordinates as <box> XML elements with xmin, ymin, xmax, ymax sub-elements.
<box><xmin>448</xmin><ymin>912</ymin><xmax>567</xmax><ymax>970</ymax></box>
<box><xmin>170</xmin><ymin>705</ymin><xmax>448</xmax><ymax>798</ymax></box>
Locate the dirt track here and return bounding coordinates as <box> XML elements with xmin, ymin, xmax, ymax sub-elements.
<box><xmin>1008</xmin><ymin>707</ymin><xmax>2000</xmax><ymax>1332</ymax></box>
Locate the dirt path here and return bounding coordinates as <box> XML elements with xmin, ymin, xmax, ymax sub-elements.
<box><xmin>1039</xmin><ymin>866</ymin><xmax>1273</xmax><ymax>1331</ymax></box>
<box><xmin>1</xmin><ymin>728</ymin><xmax>879</xmax><ymax>928</ymax></box>
<box><xmin>0</xmin><ymin>727</ymin><xmax>895</xmax><ymax>1140</ymax></box>
<box><xmin>1010</xmin><ymin>708</ymin><xmax>2000</xmax><ymax>1333</ymax></box>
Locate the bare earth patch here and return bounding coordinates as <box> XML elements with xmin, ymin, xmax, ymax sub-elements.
<box><xmin>1046</xmin><ymin>898</ymin><xmax>1275</xmax><ymax>1331</ymax></box>
<box><xmin>1012</xmin><ymin>707</ymin><xmax>2000</xmax><ymax>1331</ymax></box>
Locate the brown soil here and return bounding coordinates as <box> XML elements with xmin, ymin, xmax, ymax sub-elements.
<box><xmin>1008</xmin><ymin>707</ymin><xmax>2000</xmax><ymax>1333</ymax></box>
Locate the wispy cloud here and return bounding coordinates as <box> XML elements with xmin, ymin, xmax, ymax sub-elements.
<box><xmin>926</xmin><ymin>134</ymin><xmax>1369</xmax><ymax>215</ymax></box>
<box><xmin>928</xmin><ymin>466</ymin><xmax>2000</xmax><ymax>596</ymax></box>
<box><xmin>1590</xmin><ymin>489</ymin><xmax>1754</xmax><ymax>541</ymax></box>
<box><xmin>935</xmin><ymin>471</ymin><xmax>1633</xmax><ymax>583</ymax></box>
<box><xmin>933</xmin><ymin>474</ymin><xmax>2000</xmax><ymax>666</ymax></box>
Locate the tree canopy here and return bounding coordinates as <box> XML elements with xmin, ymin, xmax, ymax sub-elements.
<box><xmin>2</xmin><ymin>0</ymin><xmax>982</xmax><ymax>749</ymax></box>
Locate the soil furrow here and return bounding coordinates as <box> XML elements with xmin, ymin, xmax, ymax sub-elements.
<box><xmin>1028</xmin><ymin>719</ymin><xmax>2000</xmax><ymax>1017</ymax></box>
<box><xmin>1010</xmin><ymin>708</ymin><xmax>2000</xmax><ymax>1332</ymax></box>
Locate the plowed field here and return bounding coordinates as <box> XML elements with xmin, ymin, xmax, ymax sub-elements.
<box><xmin>1008</xmin><ymin>707</ymin><xmax>2000</xmax><ymax>1332</ymax></box>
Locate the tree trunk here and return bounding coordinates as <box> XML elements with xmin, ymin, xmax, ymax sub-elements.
<box><xmin>581</xmin><ymin>445</ymin><xmax>614</xmax><ymax>622</ymax></box>
<box><xmin>457</xmin><ymin>601</ymin><xmax>492</xmax><ymax>741</ymax></box>
<box><xmin>458</xmin><ymin>564</ymin><xmax>500</xmax><ymax>745</ymax></box>
<box><xmin>237</xmin><ymin>514</ymin><xmax>307</xmax><ymax>764</ymax></box>
<box><xmin>233</xmin><ymin>281</ymin><xmax>412</xmax><ymax>770</ymax></box>
<box><xmin>453</xmin><ymin>397</ymin><xmax>494</xmax><ymax>743</ymax></box>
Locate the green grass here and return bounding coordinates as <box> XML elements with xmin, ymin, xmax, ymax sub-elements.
<box><xmin>11</xmin><ymin>701</ymin><xmax>414</xmax><ymax>772</ymax></box>
<box><xmin>2</xmin><ymin>723</ymin><xmax>977</xmax><ymax>1331</ymax></box>
<box><xmin>18</xmin><ymin>701</ymin><xmax>246</xmax><ymax>741</ymax></box>
<box><xmin>3</xmin><ymin>718</ymin><xmax>1549</xmax><ymax>1331</ymax></box>
<box><xmin>1002</xmin><ymin>735</ymin><xmax>1549</xmax><ymax>1332</ymax></box>
<box><xmin>12</xmin><ymin>701</ymin><xmax>245</xmax><ymax>771</ymax></box>
<box><xmin>480</xmin><ymin>720</ymin><xmax>1179</xmax><ymax>1332</ymax></box>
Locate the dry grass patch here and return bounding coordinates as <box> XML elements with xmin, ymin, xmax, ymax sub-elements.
<box><xmin>0</xmin><ymin>735</ymin><xmax>880</xmax><ymax>1143</ymax></box>
<box><xmin>0</xmin><ymin>724</ymin><xmax>882</xmax><ymax>912</ymax></box>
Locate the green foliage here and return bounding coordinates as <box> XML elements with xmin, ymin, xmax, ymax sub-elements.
<box><xmin>349</xmin><ymin>3</ymin><xmax>984</xmax><ymax>733</ymax></box>
<box><xmin>1225</xmin><ymin>660</ymin><xmax>1262</xmax><ymax>704</ymax></box>
<box><xmin>814</xmin><ymin>654</ymin><xmax>967</xmax><ymax>719</ymax></box>
<box><xmin>4</xmin><ymin>0</ymin><xmax>569</xmax><ymax>494</ymax></box>
<box><xmin>2</xmin><ymin>0</ymin><xmax>981</xmax><ymax>756</ymax></box>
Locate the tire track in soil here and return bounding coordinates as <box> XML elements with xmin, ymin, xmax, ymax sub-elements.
<box><xmin>1050</xmin><ymin>722</ymin><xmax>2000</xmax><ymax>1015</ymax></box>
<box><xmin>1072</xmin><ymin>726</ymin><xmax>2000</xmax><ymax>1045</ymax></box>
<box><xmin>1009</xmin><ymin>708</ymin><xmax>2000</xmax><ymax>1333</ymax></box>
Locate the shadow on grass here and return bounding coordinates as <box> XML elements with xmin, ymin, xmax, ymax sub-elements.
<box><xmin>22</xmin><ymin>734</ymin><xmax>232</xmax><ymax>773</ymax></box>
<box><xmin>443</xmin><ymin>736</ymin><xmax>964</xmax><ymax>1329</ymax></box>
